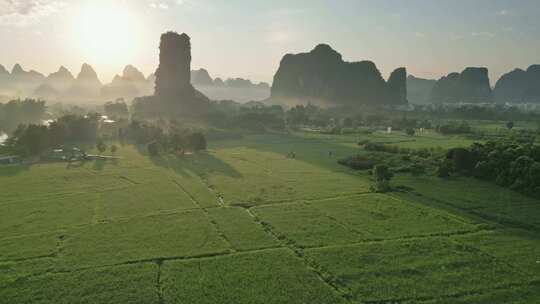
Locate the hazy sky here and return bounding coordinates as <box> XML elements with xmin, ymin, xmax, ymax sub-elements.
<box><xmin>1</xmin><ymin>0</ymin><xmax>539</xmax><ymax>84</ymax></box>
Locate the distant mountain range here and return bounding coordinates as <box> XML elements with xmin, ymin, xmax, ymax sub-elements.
<box><xmin>191</xmin><ymin>68</ymin><xmax>270</xmax><ymax>89</ymax></box>
<box><xmin>407</xmin><ymin>64</ymin><xmax>540</xmax><ymax>104</ymax></box>
<box><xmin>2</xmin><ymin>61</ymin><xmax>538</xmax><ymax>105</ymax></box>
<box><xmin>0</xmin><ymin>64</ymin><xmax>271</xmax><ymax>104</ymax></box>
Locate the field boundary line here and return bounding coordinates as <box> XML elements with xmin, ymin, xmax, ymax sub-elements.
<box><xmin>448</xmin><ymin>237</ymin><xmax>533</xmax><ymax>278</ymax></box>
<box><xmin>301</xmin><ymin>227</ymin><xmax>493</xmax><ymax>251</ymax></box>
<box><xmin>0</xmin><ymin>206</ymin><xmax>227</xmax><ymax>242</ymax></box>
<box><xmin>4</xmin><ymin>246</ymin><xmax>287</xmax><ymax>284</ymax></box>
<box><xmin>155</xmin><ymin>260</ymin><xmax>165</xmax><ymax>304</ymax></box>
<box><xmin>361</xmin><ymin>279</ymin><xmax>540</xmax><ymax>304</ymax></box>
<box><xmin>245</xmin><ymin>207</ymin><xmax>355</xmax><ymax>303</ymax></box>
<box><xmin>400</xmin><ymin>190</ymin><xmax>540</xmax><ymax>233</ymax></box>
<box><xmin>172</xmin><ymin>179</ymin><xmax>236</xmax><ymax>252</ymax></box>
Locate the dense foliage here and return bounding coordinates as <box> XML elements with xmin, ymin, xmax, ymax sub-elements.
<box><xmin>441</xmin><ymin>140</ymin><xmax>540</xmax><ymax>198</ymax></box>
<box><xmin>372</xmin><ymin>164</ymin><xmax>393</xmax><ymax>192</ymax></box>
<box><xmin>0</xmin><ymin>99</ymin><xmax>46</xmax><ymax>132</ymax></box>
<box><xmin>206</xmin><ymin>101</ymin><xmax>285</xmax><ymax>131</ymax></box>
<box><xmin>104</xmin><ymin>100</ymin><xmax>129</xmax><ymax>119</ymax></box>
<box><xmin>5</xmin><ymin>114</ymin><xmax>99</xmax><ymax>156</ymax></box>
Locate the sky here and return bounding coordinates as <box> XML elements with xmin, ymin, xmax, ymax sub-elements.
<box><xmin>1</xmin><ymin>0</ymin><xmax>539</xmax><ymax>84</ymax></box>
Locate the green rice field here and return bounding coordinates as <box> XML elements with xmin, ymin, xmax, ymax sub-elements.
<box><xmin>1</xmin><ymin>131</ymin><xmax>539</xmax><ymax>303</ymax></box>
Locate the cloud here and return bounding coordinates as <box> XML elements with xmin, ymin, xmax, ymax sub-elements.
<box><xmin>498</xmin><ymin>9</ymin><xmax>509</xmax><ymax>16</ymax></box>
<box><xmin>450</xmin><ymin>34</ymin><xmax>464</xmax><ymax>41</ymax></box>
<box><xmin>471</xmin><ymin>31</ymin><xmax>496</xmax><ymax>38</ymax></box>
<box><xmin>0</xmin><ymin>0</ymin><xmax>66</xmax><ymax>26</ymax></box>
<box><xmin>150</xmin><ymin>2</ymin><xmax>169</xmax><ymax>9</ymax></box>
<box><xmin>266</xmin><ymin>30</ymin><xmax>295</xmax><ymax>44</ymax></box>
<box><xmin>149</xmin><ymin>0</ymin><xmax>186</xmax><ymax>10</ymax></box>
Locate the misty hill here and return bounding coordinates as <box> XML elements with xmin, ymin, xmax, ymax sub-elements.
<box><xmin>270</xmin><ymin>44</ymin><xmax>407</xmax><ymax>106</ymax></box>
<box><xmin>191</xmin><ymin>68</ymin><xmax>271</xmax><ymax>102</ymax></box>
<box><xmin>64</xmin><ymin>63</ymin><xmax>103</xmax><ymax>101</ymax></box>
<box><xmin>191</xmin><ymin>69</ymin><xmax>214</xmax><ymax>86</ymax></box>
<box><xmin>407</xmin><ymin>75</ymin><xmax>436</xmax><ymax>104</ymax></box>
<box><xmin>0</xmin><ymin>63</ymin><xmax>270</xmax><ymax>104</ymax></box>
<box><xmin>494</xmin><ymin>65</ymin><xmax>540</xmax><ymax>103</ymax></box>
<box><xmin>9</xmin><ymin>64</ymin><xmax>45</xmax><ymax>96</ymax></box>
<box><xmin>33</xmin><ymin>66</ymin><xmax>75</xmax><ymax>101</ymax></box>
<box><xmin>0</xmin><ymin>65</ymin><xmax>11</xmax><ymax>95</ymax></box>
<box><xmin>46</xmin><ymin>66</ymin><xmax>75</xmax><ymax>91</ymax></box>
<box><xmin>101</xmin><ymin>65</ymin><xmax>153</xmax><ymax>101</ymax></box>
<box><xmin>191</xmin><ymin>68</ymin><xmax>270</xmax><ymax>89</ymax></box>
<box><xmin>431</xmin><ymin>67</ymin><xmax>493</xmax><ymax>103</ymax></box>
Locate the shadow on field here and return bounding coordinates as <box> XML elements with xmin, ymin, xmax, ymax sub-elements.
<box><xmin>0</xmin><ymin>164</ymin><xmax>30</xmax><ymax>176</ymax></box>
<box><xmin>152</xmin><ymin>153</ymin><xmax>242</xmax><ymax>179</ymax></box>
<box><xmin>133</xmin><ymin>143</ymin><xmax>242</xmax><ymax>179</ymax></box>
<box><xmin>92</xmin><ymin>159</ymin><xmax>119</xmax><ymax>171</ymax></box>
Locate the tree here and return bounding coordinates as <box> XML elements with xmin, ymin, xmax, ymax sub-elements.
<box><xmin>189</xmin><ymin>132</ymin><xmax>207</xmax><ymax>151</ymax></box>
<box><xmin>436</xmin><ymin>160</ymin><xmax>452</xmax><ymax>178</ymax></box>
<box><xmin>506</xmin><ymin>121</ymin><xmax>514</xmax><ymax>130</ymax></box>
<box><xmin>104</xmin><ymin>100</ymin><xmax>129</xmax><ymax>119</ymax></box>
<box><xmin>47</xmin><ymin>121</ymin><xmax>66</xmax><ymax>147</ymax></box>
<box><xmin>15</xmin><ymin>124</ymin><xmax>49</xmax><ymax>156</ymax></box>
<box><xmin>446</xmin><ymin>147</ymin><xmax>478</xmax><ymax>175</ymax></box>
<box><xmin>147</xmin><ymin>141</ymin><xmax>162</xmax><ymax>157</ymax></box>
<box><xmin>405</xmin><ymin>128</ymin><xmax>415</xmax><ymax>136</ymax></box>
<box><xmin>372</xmin><ymin>164</ymin><xmax>393</xmax><ymax>192</ymax></box>
<box><xmin>96</xmin><ymin>140</ymin><xmax>107</xmax><ymax>154</ymax></box>
<box><xmin>0</xmin><ymin>99</ymin><xmax>46</xmax><ymax>132</ymax></box>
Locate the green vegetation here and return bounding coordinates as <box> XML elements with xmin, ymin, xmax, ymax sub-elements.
<box><xmin>437</xmin><ymin>139</ymin><xmax>540</xmax><ymax>198</ymax></box>
<box><xmin>161</xmin><ymin>249</ymin><xmax>346</xmax><ymax>304</ymax></box>
<box><xmin>0</xmin><ymin>99</ymin><xmax>46</xmax><ymax>133</ymax></box>
<box><xmin>1</xmin><ymin>125</ymin><xmax>539</xmax><ymax>303</ymax></box>
<box><xmin>305</xmin><ymin>238</ymin><xmax>526</xmax><ymax>302</ymax></box>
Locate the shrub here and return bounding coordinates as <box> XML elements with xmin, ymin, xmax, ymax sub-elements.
<box><xmin>446</xmin><ymin>147</ymin><xmax>478</xmax><ymax>175</ymax></box>
<box><xmin>338</xmin><ymin>155</ymin><xmax>375</xmax><ymax>170</ymax></box>
<box><xmin>147</xmin><ymin>141</ymin><xmax>162</xmax><ymax>157</ymax></box>
<box><xmin>96</xmin><ymin>140</ymin><xmax>107</xmax><ymax>154</ymax></box>
<box><xmin>189</xmin><ymin>132</ymin><xmax>207</xmax><ymax>151</ymax></box>
<box><xmin>405</xmin><ymin>128</ymin><xmax>415</xmax><ymax>136</ymax></box>
<box><xmin>372</xmin><ymin>164</ymin><xmax>393</xmax><ymax>192</ymax></box>
<box><xmin>436</xmin><ymin>160</ymin><xmax>452</xmax><ymax>178</ymax></box>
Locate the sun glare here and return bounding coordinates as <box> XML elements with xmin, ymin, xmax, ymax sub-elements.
<box><xmin>75</xmin><ymin>2</ymin><xmax>140</xmax><ymax>65</ymax></box>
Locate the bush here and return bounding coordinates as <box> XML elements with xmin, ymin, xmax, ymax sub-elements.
<box><xmin>372</xmin><ymin>164</ymin><xmax>393</xmax><ymax>192</ymax></box>
<box><xmin>147</xmin><ymin>141</ymin><xmax>162</xmax><ymax>157</ymax></box>
<box><xmin>446</xmin><ymin>147</ymin><xmax>478</xmax><ymax>175</ymax></box>
<box><xmin>96</xmin><ymin>140</ymin><xmax>107</xmax><ymax>154</ymax></box>
<box><xmin>338</xmin><ymin>155</ymin><xmax>375</xmax><ymax>170</ymax></box>
<box><xmin>357</xmin><ymin>139</ymin><xmax>370</xmax><ymax>146</ymax></box>
<box><xmin>189</xmin><ymin>132</ymin><xmax>207</xmax><ymax>151</ymax></box>
<box><xmin>436</xmin><ymin>160</ymin><xmax>452</xmax><ymax>178</ymax></box>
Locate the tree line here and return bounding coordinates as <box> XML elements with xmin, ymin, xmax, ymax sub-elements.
<box><xmin>0</xmin><ymin>99</ymin><xmax>46</xmax><ymax>133</ymax></box>
<box><xmin>439</xmin><ymin>138</ymin><xmax>540</xmax><ymax>198</ymax></box>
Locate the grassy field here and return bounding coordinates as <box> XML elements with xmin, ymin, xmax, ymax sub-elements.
<box><xmin>1</xmin><ymin>130</ymin><xmax>539</xmax><ymax>303</ymax></box>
